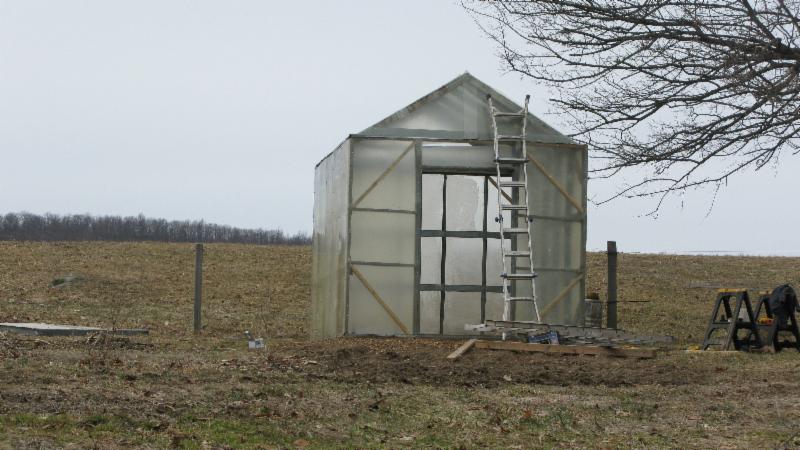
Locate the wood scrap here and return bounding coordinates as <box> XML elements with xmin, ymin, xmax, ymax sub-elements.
<box><xmin>685</xmin><ymin>350</ymin><xmax>741</xmax><ymax>354</ymax></box>
<box><xmin>447</xmin><ymin>339</ymin><xmax>477</xmax><ymax>360</ymax></box>
<box><xmin>474</xmin><ymin>340</ymin><xmax>656</xmax><ymax>359</ymax></box>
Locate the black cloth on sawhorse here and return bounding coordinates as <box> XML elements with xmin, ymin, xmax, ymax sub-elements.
<box><xmin>753</xmin><ymin>285</ymin><xmax>800</xmax><ymax>352</ymax></box>
<box><xmin>701</xmin><ymin>290</ymin><xmax>763</xmax><ymax>351</ymax></box>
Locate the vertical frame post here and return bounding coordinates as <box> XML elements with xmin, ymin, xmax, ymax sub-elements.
<box><xmin>607</xmin><ymin>240</ymin><xmax>617</xmax><ymax>329</ymax></box>
<box><xmin>413</xmin><ymin>140</ymin><xmax>422</xmax><ymax>335</ymax></box>
<box><xmin>344</xmin><ymin>139</ymin><xmax>355</xmax><ymax>335</ymax></box>
<box><xmin>194</xmin><ymin>243</ymin><xmax>204</xmax><ymax>333</ymax></box>
<box><xmin>481</xmin><ymin>175</ymin><xmax>489</xmax><ymax>323</ymax></box>
<box><xmin>578</xmin><ymin>144</ymin><xmax>589</xmax><ymax>324</ymax></box>
<box><xmin>439</xmin><ymin>174</ymin><xmax>447</xmax><ymax>335</ymax></box>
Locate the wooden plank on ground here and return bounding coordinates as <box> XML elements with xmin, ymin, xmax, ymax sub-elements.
<box><xmin>447</xmin><ymin>339</ymin><xmax>477</xmax><ymax>360</ymax></box>
<box><xmin>685</xmin><ymin>350</ymin><xmax>741</xmax><ymax>354</ymax></box>
<box><xmin>474</xmin><ymin>340</ymin><xmax>656</xmax><ymax>359</ymax></box>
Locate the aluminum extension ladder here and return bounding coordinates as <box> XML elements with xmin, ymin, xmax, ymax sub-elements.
<box><xmin>487</xmin><ymin>94</ymin><xmax>541</xmax><ymax>324</ymax></box>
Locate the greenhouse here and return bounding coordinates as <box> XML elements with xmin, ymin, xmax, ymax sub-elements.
<box><xmin>311</xmin><ymin>72</ymin><xmax>587</xmax><ymax>338</ymax></box>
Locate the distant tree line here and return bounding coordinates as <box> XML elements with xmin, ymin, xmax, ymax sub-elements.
<box><xmin>0</xmin><ymin>212</ymin><xmax>310</xmax><ymax>245</ymax></box>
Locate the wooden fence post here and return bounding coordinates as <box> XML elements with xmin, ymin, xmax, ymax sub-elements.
<box><xmin>607</xmin><ymin>241</ymin><xmax>617</xmax><ymax>329</ymax></box>
<box><xmin>194</xmin><ymin>243</ymin><xmax>203</xmax><ymax>333</ymax></box>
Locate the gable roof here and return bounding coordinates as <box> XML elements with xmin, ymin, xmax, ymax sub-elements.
<box><xmin>354</xmin><ymin>72</ymin><xmax>576</xmax><ymax>145</ymax></box>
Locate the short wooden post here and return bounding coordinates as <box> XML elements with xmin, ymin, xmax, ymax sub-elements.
<box><xmin>194</xmin><ymin>243</ymin><xmax>203</xmax><ymax>333</ymax></box>
<box><xmin>607</xmin><ymin>241</ymin><xmax>617</xmax><ymax>329</ymax></box>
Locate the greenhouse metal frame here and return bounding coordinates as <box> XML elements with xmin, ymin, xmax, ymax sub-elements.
<box><xmin>312</xmin><ymin>73</ymin><xmax>588</xmax><ymax>338</ymax></box>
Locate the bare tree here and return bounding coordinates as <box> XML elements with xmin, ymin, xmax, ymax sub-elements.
<box><xmin>465</xmin><ymin>0</ymin><xmax>800</xmax><ymax>206</ymax></box>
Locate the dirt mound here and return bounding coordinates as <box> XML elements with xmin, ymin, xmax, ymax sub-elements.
<box><xmin>285</xmin><ymin>337</ymin><xmax>706</xmax><ymax>388</ymax></box>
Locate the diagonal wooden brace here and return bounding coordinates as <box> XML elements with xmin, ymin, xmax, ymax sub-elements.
<box><xmin>351</xmin><ymin>265</ymin><xmax>410</xmax><ymax>334</ymax></box>
<box><xmin>352</xmin><ymin>142</ymin><xmax>415</xmax><ymax>208</ymax></box>
<box><xmin>487</xmin><ymin>177</ymin><xmax>513</xmax><ymax>203</ymax></box>
<box><xmin>539</xmin><ymin>272</ymin><xmax>584</xmax><ymax>318</ymax></box>
<box><xmin>527</xmin><ymin>154</ymin><xmax>585</xmax><ymax>214</ymax></box>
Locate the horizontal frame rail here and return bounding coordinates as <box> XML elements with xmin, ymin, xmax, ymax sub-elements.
<box><xmin>536</xmin><ymin>267</ymin><xmax>583</xmax><ymax>273</ymax></box>
<box><xmin>420</xmin><ymin>284</ymin><xmax>504</xmax><ymax>293</ymax></box>
<box><xmin>350</xmin><ymin>260</ymin><xmax>415</xmax><ymax>268</ymax></box>
<box><xmin>421</xmin><ymin>166</ymin><xmax>514</xmax><ymax>176</ymax></box>
<box><xmin>528</xmin><ymin>214</ymin><xmax>586</xmax><ymax>222</ymax></box>
<box><xmin>352</xmin><ymin>207</ymin><xmax>416</xmax><ymax>215</ymax></box>
<box><xmin>421</xmin><ymin>230</ymin><xmax>501</xmax><ymax>239</ymax></box>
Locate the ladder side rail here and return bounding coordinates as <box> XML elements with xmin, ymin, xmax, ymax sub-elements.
<box><xmin>520</xmin><ymin>95</ymin><xmax>541</xmax><ymax>323</ymax></box>
<box><xmin>487</xmin><ymin>95</ymin><xmax>511</xmax><ymax>322</ymax></box>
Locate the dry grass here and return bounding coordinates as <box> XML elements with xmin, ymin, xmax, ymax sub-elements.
<box><xmin>586</xmin><ymin>252</ymin><xmax>800</xmax><ymax>343</ymax></box>
<box><xmin>1</xmin><ymin>241</ymin><xmax>800</xmax><ymax>449</ymax></box>
<box><xmin>0</xmin><ymin>241</ymin><xmax>309</xmax><ymax>339</ymax></box>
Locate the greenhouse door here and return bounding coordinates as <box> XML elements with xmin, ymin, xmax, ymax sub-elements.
<box><xmin>418</xmin><ymin>173</ymin><xmax>517</xmax><ymax>335</ymax></box>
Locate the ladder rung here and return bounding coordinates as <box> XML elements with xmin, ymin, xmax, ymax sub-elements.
<box><xmin>497</xmin><ymin>134</ymin><xmax>525</xmax><ymax>141</ymax></box>
<box><xmin>493</xmin><ymin>112</ymin><xmax>525</xmax><ymax>118</ymax></box>
<box><xmin>505</xmin><ymin>251</ymin><xmax>530</xmax><ymax>257</ymax></box>
<box><xmin>501</xmin><ymin>204</ymin><xmax>528</xmax><ymax>211</ymax></box>
<box><xmin>502</xmin><ymin>272</ymin><xmax>538</xmax><ymax>280</ymax></box>
<box><xmin>508</xmin><ymin>297</ymin><xmax>535</xmax><ymax>302</ymax></box>
<box><xmin>499</xmin><ymin>181</ymin><xmax>526</xmax><ymax>188</ymax></box>
<box><xmin>502</xmin><ymin>228</ymin><xmax>529</xmax><ymax>234</ymax></box>
<box><xmin>495</xmin><ymin>157</ymin><xmax>527</xmax><ymax>165</ymax></box>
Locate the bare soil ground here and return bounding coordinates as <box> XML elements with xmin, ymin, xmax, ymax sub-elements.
<box><xmin>1</xmin><ymin>242</ymin><xmax>800</xmax><ymax>449</ymax></box>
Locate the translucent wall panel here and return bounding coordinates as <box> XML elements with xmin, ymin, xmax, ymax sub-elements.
<box><xmin>348</xmin><ymin>265</ymin><xmax>414</xmax><ymax>335</ymax></box>
<box><xmin>524</xmin><ymin>144</ymin><xmax>587</xmax><ymax>326</ymax></box>
<box><xmin>420</xmin><ymin>237</ymin><xmax>441</xmax><ymax>285</ymax></box>
<box><xmin>527</xmin><ymin>146</ymin><xmax>584</xmax><ymax>219</ymax></box>
<box><xmin>389</xmin><ymin>82</ymin><xmax>490</xmax><ymax>135</ymax></box>
<box><xmin>374</xmin><ymin>77</ymin><xmax>566</xmax><ymax>142</ymax></box>
<box><xmin>485</xmin><ymin>293</ymin><xmax>505</xmax><ymax>322</ymax></box>
<box><xmin>532</xmin><ymin>219</ymin><xmax>582</xmax><ymax>271</ymax></box>
<box><xmin>445</xmin><ymin>176</ymin><xmax>484</xmax><ymax>231</ymax></box>
<box><xmin>351</xmin><ymin>139</ymin><xmax>415</xmax><ymax>211</ymax></box>
<box><xmin>421</xmin><ymin>175</ymin><xmax>443</xmax><ymax>230</ymax></box>
<box><xmin>422</xmin><ymin>145</ymin><xmax>493</xmax><ymax>171</ymax></box>
<box><xmin>535</xmin><ymin>271</ymin><xmax>584</xmax><ymax>325</ymax></box>
<box><xmin>420</xmin><ymin>291</ymin><xmax>440</xmax><ymax>334</ymax></box>
<box><xmin>311</xmin><ymin>140</ymin><xmax>350</xmax><ymax>338</ymax></box>
<box><xmin>444</xmin><ymin>238</ymin><xmax>482</xmax><ymax>285</ymax></box>
<box><xmin>421</xmin><ymin>145</ymin><xmax>512</xmax><ymax>172</ymax></box>
<box><xmin>347</xmin><ymin>139</ymin><xmax>417</xmax><ymax>335</ymax></box>
<box><xmin>485</xmin><ymin>237</ymin><xmax>510</xmax><ymax>287</ymax></box>
<box><xmin>511</xmin><ymin>280</ymin><xmax>537</xmax><ymax>322</ymax></box>
<box><xmin>444</xmin><ymin>292</ymin><xmax>482</xmax><ymax>335</ymax></box>
<box><xmin>350</xmin><ymin>211</ymin><xmax>414</xmax><ymax>264</ymax></box>
<box><xmin>486</xmin><ymin>177</ymin><xmax>512</xmax><ymax>233</ymax></box>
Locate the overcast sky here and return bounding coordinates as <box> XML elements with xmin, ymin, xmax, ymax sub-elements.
<box><xmin>2</xmin><ymin>1</ymin><xmax>799</xmax><ymax>255</ymax></box>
